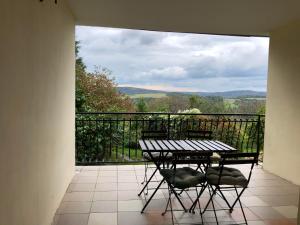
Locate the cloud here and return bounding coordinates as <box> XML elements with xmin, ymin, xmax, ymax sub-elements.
<box><xmin>141</xmin><ymin>66</ymin><xmax>187</xmax><ymax>79</ymax></box>
<box><xmin>76</xmin><ymin>26</ymin><xmax>269</xmax><ymax>92</ymax></box>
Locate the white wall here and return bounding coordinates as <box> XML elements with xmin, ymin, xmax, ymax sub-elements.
<box><xmin>0</xmin><ymin>1</ymin><xmax>75</xmax><ymax>225</ymax></box>
<box><xmin>264</xmin><ymin>20</ymin><xmax>300</xmax><ymax>185</ymax></box>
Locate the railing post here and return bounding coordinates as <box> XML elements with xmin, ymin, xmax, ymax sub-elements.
<box><xmin>167</xmin><ymin>113</ymin><xmax>171</xmax><ymax>139</ymax></box>
<box><xmin>256</xmin><ymin>115</ymin><xmax>261</xmax><ymax>155</ymax></box>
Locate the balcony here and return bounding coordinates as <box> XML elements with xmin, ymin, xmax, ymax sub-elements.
<box><xmin>53</xmin><ymin>165</ymin><xmax>299</xmax><ymax>225</ymax></box>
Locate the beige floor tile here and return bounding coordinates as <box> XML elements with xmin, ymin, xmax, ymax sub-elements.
<box><xmin>68</xmin><ymin>183</ymin><xmax>95</xmax><ymax>192</ymax></box>
<box><xmin>241</xmin><ymin>196</ymin><xmax>269</xmax><ymax>207</ymax></box>
<box><xmin>91</xmin><ymin>201</ymin><xmax>118</xmax><ymax>213</ymax></box>
<box><xmin>118</xmin><ymin>200</ymin><xmax>144</xmax><ymax>211</ymax></box>
<box><xmin>99</xmin><ymin>166</ymin><xmax>118</xmax><ymax>171</ymax></box>
<box><xmin>273</xmin><ymin>206</ymin><xmax>298</xmax><ymax>219</ymax></box>
<box><xmin>95</xmin><ymin>183</ymin><xmax>117</xmax><ymax>191</ymax></box>
<box><xmin>63</xmin><ymin>192</ymin><xmax>94</xmax><ymax>202</ymax></box>
<box><xmin>57</xmin><ymin>202</ymin><xmax>91</xmax><ymax>214</ymax></box>
<box><xmin>56</xmin><ymin>214</ymin><xmax>89</xmax><ymax>225</ymax></box>
<box><xmin>93</xmin><ymin>191</ymin><xmax>118</xmax><ymax>201</ymax></box>
<box><xmin>88</xmin><ymin>213</ymin><xmax>117</xmax><ymax>225</ymax></box>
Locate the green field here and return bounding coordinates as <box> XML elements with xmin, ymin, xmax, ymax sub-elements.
<box><xmin>130</xmin><ymin>93</ymin><xmax>167</xmax><ymax>99</ymax></box>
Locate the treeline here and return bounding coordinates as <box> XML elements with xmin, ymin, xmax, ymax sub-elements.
<box><xmin>135</xmin><ymin>94</ymin><xmax>265</xmax><ymax>114</ymax></box>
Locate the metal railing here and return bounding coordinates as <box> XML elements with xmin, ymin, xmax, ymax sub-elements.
<box><xmin>76</xmin><ymin>112</ymin><xmax>265</xmax><ymax>165</ymax></box>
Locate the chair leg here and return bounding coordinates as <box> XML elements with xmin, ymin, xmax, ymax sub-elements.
<box><xmin>170</xmin><ymin>186</ymin><xmax>187</xmax><ymax>212</ymax></box>
<box><xmin>162</xmin><ymin>188</ymin><xmax>171</xmax><ymax>216</ymax></box>
<box><xmin>208</xmin><ymin>186</ymin><xmax>219</xmax><ymax>225</ymax></box>
<box><xmin>230</xmin><ymin>186</ymin><xmax>247</xmax><ymax>212</ymax></box>
<box><xmin>234</xmin><ymin>187</ymin><xmax>248</xmax><ymax>225</ymax></box>
<box><xmin>217</xmin><ymin>188</ymin><xmax>232</xmax><ymax>210</ymax></box>
<box><xmin>162</xmin><ymin>186</ymin><xmax>175</xmax><ymax>225</ymax></box>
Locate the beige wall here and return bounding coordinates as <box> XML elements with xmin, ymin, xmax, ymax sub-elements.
<box><xmin>0</xmin><ymin>1</ymin><xmax>75</xmax><ymax>225</ymax></box>
<box><xmin>264</xmin><ymin>20</ymin><xmax>300</xmax><ymax>185</ymax></box>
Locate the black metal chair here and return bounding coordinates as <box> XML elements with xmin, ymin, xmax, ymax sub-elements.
<box><xmin>185</xmin><ymin>129</ymin><xmax>220</xmax><ymax>169</ymax></box>
<box><xmin>139</xmin><ymin>130</ymin><xmax>169</xmax><ymax>195</ymax></box>
<box><xmin>160</xmin><ymin>151</ymin><xmax>213</xmax><ymax>225</ymax></box>
<box><xmin>186</xmin><ymin>130</ymin><xmax>213</xmax><ymax>140</ymax></box>
<box><xmin>202</xmin><ymin>152</ymin><xmax>259</xmax><ymax>225</ymax></box>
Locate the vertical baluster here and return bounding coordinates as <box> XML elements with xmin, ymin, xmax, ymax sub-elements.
<box><xmin>236</xmin><ymin>119</ymin><xmax>243</xmax><ymax>150</ymax></box>
<box><xmin>129</xmin><ymin>118</ymin><xmax>132</xmax><ymax>159</ymax></box>
<box><xmin>122</xmin><ymin>118</ymin><xmax>125</xmax><ymax>159</ymax></box>
<box><xmin>230</xmin><ymin>119</ymin><xmax>237</xmax><ymax>146</ymax></box>
<box><xmin>246</xmin><ymin>120</ymin><xmax>254</xmax><ymax>152</ymax></box>
<box><xmin>116</xmin><ymin>118</ymin><xmax>119</xmax><ymax>161</ymax></box>
<box><xmin>135</xmin><ymin>118</ymin><xmax>138</xmax><ymax>159</ymax></box>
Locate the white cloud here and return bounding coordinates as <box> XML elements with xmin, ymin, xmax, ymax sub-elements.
<box><xmin>76</xmin><ymin>26</ymin><xmax>269</xmax><ymax>92</ymax></box>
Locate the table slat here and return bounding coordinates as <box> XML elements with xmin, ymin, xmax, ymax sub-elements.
<box><xmin>168</xmin><ymin>140</ymin><xmax>183</xmax><ymax>150</ymax></box>
<box><xmin>184</xmin><ymin>140</ymin><xmax>202</xmax><ymax>150</ymax></box>
<box><xmin>196</xmin><ymin>140</ymin><xmax>215</xmax><ymax>150</ymax></box>
<box><xmin>215</xmin><ymin>141</ymin><xmax>237</xmax><ymax>150</ymax></box>
<box><xmin>150</xmin><ymin>140</ymin><xmax>162</xmax><ymax>150</ymax></box>
<box><xmin>156</xmin><ymin>140</ymin><xmax>168</xmax><ymax>150</ymax></box>
<box><xmin>144</xmin><ymin>140</ymin><xmax>155</xmax><ymax>151</ymax></box>
<box><xmin>207</xmin><ymin>140</ymin><xmax>230</xmax><ymax>151</ymax></box>
<box><xmin>162</xmin><ymin>140</ymin><xmax>176</xmax><ymax>150</ymax></box>
<box><xmin>191</xmin><ymin>140</ymin><xmax>208</xmax><ymax>150</ymax></box>
<box><xmin>139</xmin><ymin>140</ymin><xmax>148</xmax><ymax>151</ymax></box>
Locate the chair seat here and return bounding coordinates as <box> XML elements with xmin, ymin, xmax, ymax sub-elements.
<box><xmin>207</xmin><ymin>167</ymin><xmax>248</xmax><ymax>187</ymax></box>
<box><xmin>160</xmin><ymin>167</ymin><xmax>206</xmax><ymax>189</ymax></box>
<box><xmin>143</xmin><ymin>152</ymin><xmax>173</xmax><ymax>161</ymax></box>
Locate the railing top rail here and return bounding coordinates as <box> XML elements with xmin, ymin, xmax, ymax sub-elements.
<box><xmin>76</xmin><ymin>112</ymin><xmax>265</xmax><ymax>117</ymax></box>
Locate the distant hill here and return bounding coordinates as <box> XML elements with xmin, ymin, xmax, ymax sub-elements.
<box><xmin>118</xmin><ymin>87</ymin><xmax>266</xmax><ymax>98</ymax></box>
<box><xmin>118</xmin><ymin>87</ymin><xmax>164</xmax><ymax>95</ymax></box>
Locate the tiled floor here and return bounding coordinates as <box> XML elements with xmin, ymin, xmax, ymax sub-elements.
<box><xmin>53</xmin><ymin>165</ymin><xmax>299</xmax><ymax>225</ymax></box>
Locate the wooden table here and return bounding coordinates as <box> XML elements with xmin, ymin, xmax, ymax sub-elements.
<box><xmin>138</xmin><ymin>139</ymin><xmax>237</xmax><ymax>213</ymax></box>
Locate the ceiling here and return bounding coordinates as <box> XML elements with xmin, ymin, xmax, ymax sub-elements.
<box><xmin>67</xmin><ymin>0</ymin><xmax>300</xmax><ymax>36</ymax></box>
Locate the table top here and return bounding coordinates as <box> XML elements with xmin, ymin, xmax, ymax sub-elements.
<box><xmin>139</xmin><ymin>139</ymin><xmax>236</xmax><ymax>152</ymax></box>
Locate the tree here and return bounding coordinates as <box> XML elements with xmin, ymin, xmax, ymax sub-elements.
<box><xmin>75</xmin><ymin>42</ymin><xmax>135</xmax><ymax>112</ymax></box>
<box><xmin>189</xmin><ymin>95</ymin><xmax>203</xmax><ymax>109</ymax></box>
<box><xmin>136</xmin><ymin>98</ymin><xmax>148</xmax><ymax>112</ymax></box>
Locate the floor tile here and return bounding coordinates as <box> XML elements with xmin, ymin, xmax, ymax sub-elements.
<box><xmin>241</xmin><ymin>196</ymin><xmax>269</xmax><ymax>207</ymax></box>
<box><xmin>118</xmin><ymin>211</ymin><xmax>173</xmax><ymax>225</ymax></box>
<box><xmin>259</xmin><ymin>195</ymin><xmax>299</xmax><ymax>207</ymax></box>
<box><xmin>57</xmin><ymin>202</ymin><xmax>91</xmax><ymax>214</ymax></box>
<box><xmin>93</xmin><ymin>191</ymin><xmax>117</xmax><ymax>201</ymax></box>
<box><xmin>264</xmin><ymin>218</ymin><xmax>297</xmax><ymax>225</ymax></box>
<box><xmin>56</xmin><ymin>214</ymin><xmax>89</xmax><ymax>225</ymax></box>
<box><xmin>88</xmin><ymin>213</ymin><xmax>117</xmax><ymax>225</ymax></box>
<box><xmin>118</xmin><ymin>190</ymin><xmax>141</xmax><ymax>201</ymax></box>
<box><xmin>63</xmin><ymin>192</ymin><xmax>94</xmax><ymax>202</ymax></box>
<box><xmin>118</xmin><ymin>182</ymin><xmax>140</xmax><ymax>191</ymax></box>
<box><xmin>95</xmin><ymin>183</ymin><xmax>117</xmax><ymax>191</ymax></box>
<box><xmin>68</xmin><ymin>183</ymin><xmax>95</xmax><ymax>192</ymax></box>
<box><xmin>273</xmin><ymin>206</ymin><xmax>298</xmax><ymax>219</ymax></box>
<box><xmin>249</xmin><ymin>206</ymin><xmax>285</xmax><ymax>220</ymax></box>
<box><xmin>91</xmin><ymin>201</ymin><xmax>117</xmax><ymax>213</ymax></box>
<box><xmin>118</xmin><ymin>200</ymin><xmax>144</xmax><ymax>212</ymax></box>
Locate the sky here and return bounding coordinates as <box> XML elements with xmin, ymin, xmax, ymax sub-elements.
<box><xmin>76</xmin><ymin>26</ymin><xmax>269</xmax><ymax>92</ymax></box>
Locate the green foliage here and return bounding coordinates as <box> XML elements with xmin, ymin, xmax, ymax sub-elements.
<box><xmin>136</xmin><ymin>98</ymin><xmax>148</xmax><ymax>112</ymax></box>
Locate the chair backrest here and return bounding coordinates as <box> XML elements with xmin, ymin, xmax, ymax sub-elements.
<box><xmin>172</xmin><ymin>151</ymin><xmax>213</xmax><ymax>170</ymax></box>
<box><xmin>186</xmin><ymin>130</ymin><xmax>213</xmax><ymax>140</ymax></box>
<box><xmin>218</xmin><ymin>152</ymin><xmax>259</xmax><ymax>186</ymax></box>
<box><xmin>219</xmin><ymin>152</ymin><xmax>259</xmax><ymax>166</ymax></box>
<box><xmin>141</xmin><ymin>130</ymin><xmax>168</xmax><ymax>140</ymax></box>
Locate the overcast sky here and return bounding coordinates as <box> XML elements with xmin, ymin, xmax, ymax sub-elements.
<box><xmin>76</xmin><ymin>26</ymin><xmax>269</xmax><ymax>92</ymax></box>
